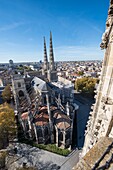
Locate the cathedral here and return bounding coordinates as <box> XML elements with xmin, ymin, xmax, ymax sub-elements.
<box><xmin>11</xmin><ymin>32</ymin><xmax>78</xmax><ymax>149</ymax></box>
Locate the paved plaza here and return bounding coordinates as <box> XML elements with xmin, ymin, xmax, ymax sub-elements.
<box><xmin>8</xmin><ymin>143</ymin><xmax>81</xmax><ymax>170</ymax></box>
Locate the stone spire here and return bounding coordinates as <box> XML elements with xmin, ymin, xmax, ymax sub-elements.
<box><xmin>43</xmin><ymin>37</ymin><xmax>48</xmax><ymax>71</ymax></box>
<box><xmin>49</xmin><ymin>31</ymin><xmax>55</xmax><ymax>70</ymax></box>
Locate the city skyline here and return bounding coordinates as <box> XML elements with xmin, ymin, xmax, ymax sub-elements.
<box><xmin>0</xmin><ymin>0</ymin><xmax>109</xmax><ymax>62</ymax></box>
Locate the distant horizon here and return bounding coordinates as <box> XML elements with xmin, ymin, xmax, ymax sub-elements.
<box><xmin>0</xmin><ymin>59</ymin><xmax>103</xmax><ymax>64</ymax></box>
<box><xmin>0</xmin><ymin>0</ymin><xmax>108</xmax><ymax>62</ymax></box>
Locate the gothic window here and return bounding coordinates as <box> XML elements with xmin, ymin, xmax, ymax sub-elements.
<box><xmin>18</xmin><ymin>90</ymin><xmax>24</xmax><ymax>97</ymax></box>
<box><xmin>18</xmin><ymin>82</ymin><xmax>21</xmax><ymax>88</ymax></box>
<box><xmin>38</xmin><ymin>129</ymin><xmax>43</xmax><ymax>137</ymax></box>
<box><xmin>44</xmin><ymin>96</ymin><xmax>46</xmax><ymax>104</ymax></box>
<box><xmin>49</xmin><ymin>96</ymin><xmax>51</xmax><ymax>103</ymax></box>
<box><xmin>98</xmin><ymin>120</ymin><xmax>102</xmax><ymax>124</ymax></box>
<box><xmin>59</xmin><ymin>131</ymin><xmax>63</xmax><ymax>141</ymax></box>
<box><xmin>44</xmin><ymin>127</ymin><xmax>48</xmax><ymax>136</ymax></box>
<box><xmin>66</xmin><ymin>131</ymin><xmax>70</xmax><ymax>140</ymax></box>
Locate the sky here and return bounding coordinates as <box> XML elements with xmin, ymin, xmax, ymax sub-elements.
<box><xmin>0</xmin><ymin>0</ymin><xmax>109</xmax><ymax>63</ymax></box>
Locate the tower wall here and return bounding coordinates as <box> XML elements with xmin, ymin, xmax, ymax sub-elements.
<box><xmin>82</xmin><ymin>1</ymin><xmax>113</xmax><ymax>157</ymax></box>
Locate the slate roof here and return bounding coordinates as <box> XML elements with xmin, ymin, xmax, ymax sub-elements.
<box><xmin>20</xmin><ymin>104</ymin><xmax>71</xmax><ymax>130</ymax></box>
<box><xmin>31</xmin><ymin>77</ymin><xmax>51</xmax><ymax>93</ymax></box>
<box><xmin>54</xmin><ymin>111</ymin><xmax>71</xmax><ymax>130</ymax></box>
<box><xmin>35</xmin><ymin>112</ymin><xmax>49</xmax><ymax>126</ymax></box>
<box><xmin>21</xmin><ymin>112</ymin><xmax>28</xmax><ymax>120</ymax></box>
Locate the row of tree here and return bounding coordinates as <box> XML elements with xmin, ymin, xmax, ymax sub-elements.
<box><xmin>2</xmin><ymin>84</ymin><xmax>12</xmax><ymax>103</ymax></box>
<box><xmin>0</xmin><ymin>85</ymin><xmax>14</xmax><ymax>149</ymax></box>
<box><xmin>0</xmin><ymin>103</ymin><xmax>16</xmax><ymax>149</ymax></box>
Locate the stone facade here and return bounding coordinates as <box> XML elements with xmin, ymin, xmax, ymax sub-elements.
<box><xmin>12</xmin><ymin>75</ymin><xmax>31</xmax><ymax>113</ymax></box>
<box><xmin>82</xmin><ymin>0</ymin><xmax>113</xmax><ymax>157</ymax></box>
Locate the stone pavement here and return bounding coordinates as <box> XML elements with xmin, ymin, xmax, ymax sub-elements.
<box><xmin>7</xmin><ymin>143</ymin><xmax>80</xmax><ymax>170</ymax></box>
<box><xmin>60</xmin><ymin>149</ymin><xmax>81</xmax><ymax>170</ymax></box>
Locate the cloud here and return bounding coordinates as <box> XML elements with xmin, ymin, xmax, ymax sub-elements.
<box><xmin>80</xmin><ymin>18</ymin><xmax>103</xmax><ymax>34</ymax></box>
<box><xmin>23</xmin><ymin>28</ymin><xmax>31</xmax><ymax>33</ymax></box>
<box><xmin>0</xmin><ymin>44</ymin><xmax>104</xmax><ymax>63</ymax></box>
<box><xmin>28</xmin><ymin>38</ymin><xmax>34</xmax><ymax>41</ymax></box>
<box><xmin>5</xmin><ymin>42</ymin><xmax>19</xmax><ymax>46</ymax></box>
<box><xmin>89</xmin><ymin>25</ymin><xmax>103</xmax><ymax>34</ymax></box>
<box><xmin>54</xmin><ymin>45</ymin><xmax>104</xmax><ymax>61</ymax></box>
<box><xmin>0</xmin><ymin>21</ymin><xmax>24</xmax><ymax>31</ymax></box>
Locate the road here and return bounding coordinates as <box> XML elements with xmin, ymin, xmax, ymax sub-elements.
<box><xmin>60</xmin><ymin>149</ymin><xmax>81</xmax><ymax>170</ymax></box>
<box><xmin>74</xmin><ymin>94</ymin><xmax>94</xmax><ymax>147</ymax></box>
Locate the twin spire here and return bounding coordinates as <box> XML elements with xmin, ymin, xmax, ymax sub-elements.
<box><xmin>43</xmin><ymin>32</ymin><xmax>55</xmax><ymax>71</ymax></box>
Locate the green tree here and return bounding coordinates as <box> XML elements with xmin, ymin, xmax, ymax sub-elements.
<box><xmin>75</xmin><ymin>77</ymin><xmax>97</xmax><ymax>94</ymax></box>
<box><xmin>2</xmin><ymin>84</ymin><xmax>11</xmax><ymax>103</ymax></box>
<box><xmin>78</xmin><ymin>71</ymin><xmax>84</xmax><ymax>76</ymax></box>
<box><xmin>0</xmin><ymin>103</ymin><xmax>16</xmax><ymax>149</ymax></box>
